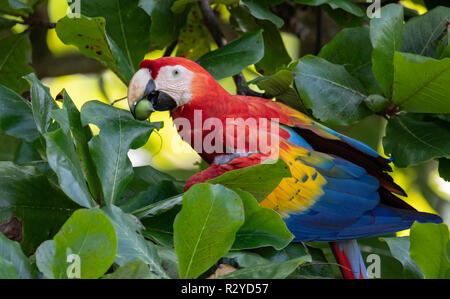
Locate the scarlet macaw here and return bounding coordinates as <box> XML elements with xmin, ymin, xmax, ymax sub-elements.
<box><xmin>127</xmin><ymin>57</ymin><xmax>442</xmax><ymax>279</ymax></box>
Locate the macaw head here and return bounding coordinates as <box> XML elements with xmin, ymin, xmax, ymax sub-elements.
<box><xmin>127</xmin><ymin>57</ymin><xmax>224</xmax><ymax>120</ymax></box>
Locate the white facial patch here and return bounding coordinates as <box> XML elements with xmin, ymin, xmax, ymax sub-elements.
<box><xmin>154</xmin><ymin>65</ymin><xmax>194</xmax><ymax>106</ymax></box>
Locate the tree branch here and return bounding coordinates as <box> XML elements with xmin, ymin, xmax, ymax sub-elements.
<box><xmin>199</xmin><ymin>0</ymin><xmax>267</xmax><ymax>98</ymax></box>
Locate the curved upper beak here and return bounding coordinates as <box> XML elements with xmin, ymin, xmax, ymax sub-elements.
<box><xmin>127</xmin><ymin>68</ymin><xmax>178</xmax><ymax>119</ymax></box>
<box><xmin>127</xmin><ymin>68</ymin><xmax>154</xmax><ymax>118</ymax></box>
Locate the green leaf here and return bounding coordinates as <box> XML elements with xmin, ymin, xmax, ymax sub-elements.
<box><xmin>208</xmin><ymin>159</ymin><xmax>291</xmax><ymax>202</ymax></box>
<box><xmin>197</xmin><ymin>30</ymin><xmax>264</xmax><ymax>80</ymax></box>
<box><xmin>174</xmin><ymin>184</ymin><xmax>245</xmax><ymax>278</ymax></box>
<box><xmin>80</xmin><ymin>101</ymin><xmax>159</xmax><ymax>206</ymax></box>
<box><xmin>44</xmin><ymin>129</ymin><xmax>95</xmax><ymax>208</ymax></box>
<box><xmin>0</xmin><ymin>84</ymin><xmax>39</xmax><ymax>142</ymax></box>
<box><xmin>24</xmin><ymin>73</ymin><xmax>58</xmax><ymax>135</ymax></box>
<box><xmin>176</xmin><ymin>4</ymin><xmax>210</xmax><ymax>60</ymax></box>
<box><xmin>438</xmin><ymin>158</ymin><xmax>450</xmax><ymax>182</ymax></box>
<box><xmin>402</xmin><ymin>6</ymin><xmax>450</xmax><ymax>58</ymax></box>
<box><xmin>103</xmin><ymin>259</ymin><xmax>152</xmax><ymax>279</ymax></box>
<box><xmin>220</xmin><ymin>256</ymin><xmax>309</xmax><ymax>279</ymax></box>
<box><xmin>322</xmin><ymin>6</ymin><xmax>363</xmax><ymax>28</ymax></box>
<box><xmin>61</xmin><ymin>90</ymin><xmax>102</xmax><ymax>201</ymax></box>
<box><xmin>133</xmin><ymin>194</ymin><xmax>183</xmax><ymax>218</ymax></box>
<box><xmin>241</xmin><ymin>0</ymin><xmax>284</xmax><ymax>28</ymax></box>
<box><xmin>0</xmin><ymin>16</ymin><xmax>16</xmax><ymax>31</ymax></box>
<box><xmin>293</xmin><ymin>0</ymin><xmax>365</xmax><ymax>17</ymax></box>
<box><xmin>0</xmin><ymin>162</ymin><xmax>81</xmax><ymax>255</ymax></box>
<box><xmin>52</xmin><ymin>208</ymin><xmax>118</xmax><ymax>279</ymax></box>
<box><xmin>0</xmin><ymin>34</ymin><xmax>33</xmax><ymax>94</ymax></box>
<box><xmin>0</xmin><ymin>255</ymin><xmax>18</xmax><ymax>278</ymax></box>
<box><xmin>410</xmin><ymin>222</ymin><xmax>450</xmax><ymax>279</ymax></box>
<box><xmin>250</xmin><ymin>69</ymin><xmax>303</xmax><ymax>111</ymax></box>
<box><xmin>56</xmin><ymin>16</ymin><xmax>128</xmax><ymax>84</ymax></box>
<box><xmin>0</xmin><ymin>232</ymin><xmax>36</xmax><ymax>278</ymax></box>
<box><xmin>232</xmin><ymin>189</ymin><xmax>293</xmax><ymax>250</ymax></box>
<box><xmin>364</xmin><ymin>94</ymin><xmax>389</xmax><ymax>113</ymax></box>
<box><xmin>35</xmin><ymin>240</ymin><xmax>56</xmax><ymax>279</ymax></box>
<box><xmin>120</xmin><ymin>180</ymin><xmax>179</xmax><ymax>214</ymax></box>
<box><xmin>102</xmin><ymin>205</ymin><xmax>168</xmax><ymax>278</ymax></box>
<box><xmin>294</xmin><ymin>55</ymin><xmax>370</xmax><ymax>126</ymax></box>
<box><xmin>79</xmin><ymin>0</ymin><xmax>151</xmax><ymax>81</ymax></box>
<box><xmin>382</xmin><ymin>237</ymin><xmax>424</xmax><ymax>278</ymax></box>
<box><xmin>229</xmin><ymin>5</ymin><xmax>260</xmax><ymax>33</ymax></box>
<box><xmin>0</xmin><ymin>0</ymin><xmax>32</xmax><ymax>17</ymax></box>
<box><xmin>370</xmin><ymin>4</ymin><xmax>403</xmax><ymax>97</ymax></box>
<box><xmin>319</xmin><ymin>26</ymin><xmax>380</xmax><ymax>95</ymax></box>
<box><xmin>140</xmin><ymin>0</ymin><xmax>187</xmax><ymax>49</ymax></box>
<box><xmin>392</xmin><ymin>52</ymin><xmax>450</xmax><ymax>113</ymax></box>
<box><xmin>254</xmin><ymin>20</ymin><xmax>291</xmax><ymax>75</ymax></box>
<box><xmin>383</xmin><ymin>116</ymin><xmax>450</xmax><ymax>167</ymax></box>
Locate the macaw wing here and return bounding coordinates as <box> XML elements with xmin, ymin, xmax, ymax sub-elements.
<box><xmin>265</xmin><ymin>128</ymin><xmax>441</xmax><ymax>241</ymax></box>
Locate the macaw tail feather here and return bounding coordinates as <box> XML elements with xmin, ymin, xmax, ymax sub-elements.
<box><xmin>330</xmin><ymin>240</ymin><xmax>369</xmax><ymax>279</ymax></box>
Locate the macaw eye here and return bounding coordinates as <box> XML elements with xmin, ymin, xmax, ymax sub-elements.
<box><xmin>173</xmin><ymin>69</ymin><xmax>179</xmax><ymax>76</ymax></box>
<box><xmin>134</xmin><ymin>99</ymin><xmax>154</xmax><ymax>120</ymax></box>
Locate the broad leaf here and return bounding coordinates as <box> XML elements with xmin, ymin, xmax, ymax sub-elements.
<box><xmin>370</xmin><ymin>4</ymin><xmax>403</xmax><ymax>97</ymax></box>
<box><xmin>0</xmin><ymin>162</ymin><xmax>81</xmax><ymax>255</ymax></box>
<box><xmin>410</xmin><ymin>222</ymin><xmax>450</xmax><ymax>279</ymax></box>
<box><xmin>402</xmin><ymin>6</ymin><xmax>450</xmax><ymax>58</ymax></box>
<box><xmin>382</xmin><ymin>237</ymin><xmax>424</xmax><ymax>279</ymax></box>
<box><xmin>56</xmin><ymin>16</ymin><xmax>128</xmax><ymax>84</ymax></box>
<box><xmin>80</xmin><ymin>101</ymin><xmax>159</xmax><ymax>206</ymax></box>
<box><xmin>197</xmin><ymin>30</ymin><xmax>264</xmax><ymax>80</ymax></box>
<box><xmin>383</xmin><ymin>116</ymin><xmax>450</xmax><ymax>167</ymax></box>
<box><xmin>79</xmin><ymin>0</ymin><xmax>151</xmax><ymax>82</ymax></box>
<box><xmin>220</xmin><ymin>256</ymin><xmax>309</xmax><ymax>279</ymax></box>
<box><xmin>0</xmin><ymin>34</ymin><xmax>33</xmax><ymax>94</ymax></box>
<box><xmin>294</xmin><ymin>55</ymin><xmax>370</xmax><ymax>126</ymax></box>
<box><xmin>174</xmin><ymin>184</ymin><xmax>244</xmax><ymax>278</ymax></box>
<box><xmin>208</xmin><ymin>159</ymin><xmax>291</xmax><ymax>202</ymax></box>
<box><xmin>319</xmin><ymin>26</ymin><xmax>380</xmax><ymax>94</ymax></box>
<box><xmin>232</xmin><ymin>189</ymin><xmax>294</xmax><ymax>250</ymax></box>
<box><xmin>140</xmin><ymin>0</ymin><xmax>187</xmax><ymax>49</ymax></box>
<box><xmin>35</xmin><ymin>240</ymin><xmax>56</xmax><ymax>279</ymax></box>
<box><xmin>250</xmin><ymin>69</ymin><xmax>304</xmax><ymax>111</ymax></box>
<box><xmin>102</xmin><ymin>259</ymin><xmax>152</xmax><ymax>279</ymax></box>
<box><xmin>24</xmin><ymin>74</ymin><xmax>58</xmax><ymax>135</ymax></box>
<box><xmin>176</xmin><ymin>4</ymin><xmax>211</xmax><ymax>60</ymax></box>
<box><xmin>293</xmin><ymin>0</ymin><xmax>365</xmax><ymax>17</ymax></box>
<box><xmin>241</xmin><ymin>0</ymin><xmax>284</xmax><ymax>28</ymax></box>
<box><xmin>44</xmin><ymin>128</ymin><xmax>95</xmax><ymax>208</ymax></box>
<box><xmin>0</xmin><ymin>84</ymin><xmax>39</xmax><ymax>142</ymax></box>
<box><xmin>0</xmin><ymin>232</ymin><xmax>36</xmax><ymax>278</ymax></box>
<box><xmin>0</xmin><ymin>255</ymin><xmax>18</xmax><ymax>279</ymax></box>
<box><xmin>53</xmin><ymin>208</ymin><xmax>118</xmax><ymax>279</ymax></box>
<box><xmin>102</xmin><ymin>205</ymin><xmax>168</xmax><ymax>278</ymax></box>
<box><xmin>254</xmin><ymin>20</ymin><xmax>291</xmax><ymax>75</ymax></box>
<box><xmin>392</xmin><ymin>52</ymin><xmax>450</xmax><ymax>113</ymax></box>
<box><xmin>61</xmin><ymin>91</ymin><xmax>102</xmax><ymax>201</ymax></box>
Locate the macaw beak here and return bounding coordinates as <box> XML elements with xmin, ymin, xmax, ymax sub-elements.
<box><xmin>127</xmin><ymin>68</ymin><xmax>177</xmax><ymax>120</ymax></box>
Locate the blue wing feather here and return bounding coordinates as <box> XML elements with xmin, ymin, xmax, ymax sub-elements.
<box><xmin>282</xmin><ymin>126</ymin><xmax>442</xmax><ymax>242</ymax></box>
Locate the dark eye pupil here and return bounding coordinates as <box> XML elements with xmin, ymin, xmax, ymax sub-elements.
<box><xmin>174</xmin><ymin>70</ymin><xmax>179</xmax><ymax>75</ymax></box>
